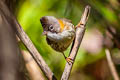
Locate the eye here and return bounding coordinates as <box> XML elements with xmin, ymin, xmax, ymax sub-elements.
<box><xmin>49</xmin><ymin>25</ymin><xmax>54</xmax><ymax>31</ymax></box>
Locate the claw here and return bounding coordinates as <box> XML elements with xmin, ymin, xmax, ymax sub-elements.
<box><xmin>61</xmin><ymin>52</ymin><xmax>73</xmax><ymax>64</ymax></box>
<box><xmin>66</xmin><ymin>57</ymin><xmax>73</xmax><ymax>64</ymax></box>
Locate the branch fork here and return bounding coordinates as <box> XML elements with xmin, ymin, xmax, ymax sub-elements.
<box><xmin>0</xmin><ymin>1</ymin><xmax>91</xmax><ymax>79</ymax></box>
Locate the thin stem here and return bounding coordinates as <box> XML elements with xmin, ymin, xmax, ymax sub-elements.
<box><xmin>105</xmin><ymin>49</ymin><xmax>119</xmax><ymax>80</ymax></box>
<box><xmin>61</xmin><ymin>5</ymin><xmax>91</xmax><ymax>80</ymax></box>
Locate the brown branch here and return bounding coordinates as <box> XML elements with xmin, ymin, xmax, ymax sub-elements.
<box><xmin>14</xmin><ymin>20</ymin><xmax>56</xmax><ymax>80</ymax></box>
<box><xmin>61</xmin><ymin>5</ymin><xmax>91</xmax><ymax>80</ymax></box>
<box><xmin>105</xmin><ymin>49</ymin><xmax>119</xmax><ymax>80</ymax></box>
<box><xmin>0</xmin><ymin>1</ymin><xmax>56</xmax><ymax>80</ymax></box>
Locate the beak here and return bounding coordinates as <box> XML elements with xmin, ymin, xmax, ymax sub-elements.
<box><xmin>42</xmin><ymin>31</ymin><xmax>47</xmax><ymax>35</ymax></box>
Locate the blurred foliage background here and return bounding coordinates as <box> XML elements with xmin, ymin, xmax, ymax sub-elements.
<box><xmin>16</xmin><ymin>0</ymin><xmax>120</xmax><ymax>80</ymax></box>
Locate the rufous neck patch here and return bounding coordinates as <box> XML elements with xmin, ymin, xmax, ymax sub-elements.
<box><xmin>58</xmin><ymin>20</ymin><xmax>65</xmax><ymax>32</ymax></box>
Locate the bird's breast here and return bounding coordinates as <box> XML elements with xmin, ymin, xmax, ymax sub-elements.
<box><xmin>46</xmin><ymin>37</ymin><xmax>73</xmax><ymax>52</ymax></box>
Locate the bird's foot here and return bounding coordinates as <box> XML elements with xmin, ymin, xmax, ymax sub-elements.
<box><xmin>66</xmin><ymin>57</ymin><xmax>73</xmax><ymax>64</ymax></box>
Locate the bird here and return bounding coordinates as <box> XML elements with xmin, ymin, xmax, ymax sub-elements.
<box><xmin>40</xmin><ymin>16</ymin><xmax>75</xmax><ymax>63</ymax></box>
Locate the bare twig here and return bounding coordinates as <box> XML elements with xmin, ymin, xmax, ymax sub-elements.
<box><xmin>14</xmin><ymin>20</ymin><xmax>56</xmax><ymax>80</ymax></box>
<box><xmin>0</xmin><ymin>1</ymin><xmax>56</xmax><ymax>80</ymax></box>
<box><xmin>61</xmin><ymin>5</ymin><xmax>91</xmax><ymax>80</ymax></box>
<box><xmin>105</xmin><ymin>49</ymin><xmax>119</xmax><ymax>80</ymax></box>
